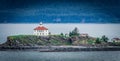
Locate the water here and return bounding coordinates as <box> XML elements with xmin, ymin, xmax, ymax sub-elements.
<box><xmin>0</xmin><ymin>51</ymin><xmax>120</xmax><ymax>61</ymax></box>
<box><xmin>0</xmin><ymin>23</ymin><xmax>120</xmax><ymax>43</ymax></box>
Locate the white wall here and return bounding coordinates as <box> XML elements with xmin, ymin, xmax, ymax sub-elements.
<box><xmin>34</xmin><ymin>30</ymin><xmax>48</xmax><ymax>36</ymax></box>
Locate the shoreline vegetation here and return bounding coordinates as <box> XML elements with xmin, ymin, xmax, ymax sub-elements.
<box><xmin>0</xmin><ymin>27</ymin><xmax>120</xmax><ymax>51</ymax></box>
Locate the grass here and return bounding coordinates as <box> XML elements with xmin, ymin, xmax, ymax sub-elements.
<box><xmin>7</xmin><ymin>35</ymin><xmax>104</xmax><ymax>46</ymax></box>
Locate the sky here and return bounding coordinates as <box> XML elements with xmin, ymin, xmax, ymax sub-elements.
<box><xmin>0</xmin><ymin>0</ymin><xmax>120</xmax><ymax>23</ymax></box>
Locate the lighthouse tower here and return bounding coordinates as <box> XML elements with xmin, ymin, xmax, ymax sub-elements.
<box><xmin>34</xmin><ymin>22</ymin><xmax>49</xmax><ymax>36</ymax></box>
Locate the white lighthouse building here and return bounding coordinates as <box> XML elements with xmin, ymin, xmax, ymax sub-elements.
<box><xmin>34</xmin><ymin>22</ymin><xmax>49</xmax><ymax>36</ymax></box>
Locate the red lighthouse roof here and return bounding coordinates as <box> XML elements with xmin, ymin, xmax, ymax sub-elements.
<box><xmin>34</xmin><ymin>26</ymin><xmax>48</xmax><ymax>30</ymax></box>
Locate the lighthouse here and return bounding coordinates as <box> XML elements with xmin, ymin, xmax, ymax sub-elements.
<box><xmin>34</xmin><ymin>22</ymin><xmax>49</xmax><ymax>36</ymax></box>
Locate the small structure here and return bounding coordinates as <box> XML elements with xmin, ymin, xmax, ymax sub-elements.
<box><xmin>112</xmin><ymin>38</ymin><xmax>120</xmax><ymax>42</ymax></box>
<box><xmin>34</xmin><ymin>22</ymin><xmax>49</xmax><ymax>36</ymax></box>
<box><xmin>80</xmin><ymin>33</ymin><xmax>88</xmax><ymax>37</ymax></box>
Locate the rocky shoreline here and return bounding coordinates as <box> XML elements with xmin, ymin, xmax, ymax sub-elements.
<box><xmin>0</xmin><ymin>35</ymin><xmax>120</xmax><ymax>52</ymax></box>
<box><xmin>0</xmin><ymin>46</ymin><xmax>120</xmax><ymax>52</ymax></box>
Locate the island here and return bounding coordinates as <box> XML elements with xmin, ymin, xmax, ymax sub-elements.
<box><xmin>0</xmin><ymin>27</ymin><xmax>120</xmax><ymax>52</ymax></box>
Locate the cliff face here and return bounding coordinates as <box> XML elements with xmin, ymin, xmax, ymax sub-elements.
<box><xmin>2</xmin><ymin>35</ymin><xmax>95</xmax><ymax>47</ymax></box>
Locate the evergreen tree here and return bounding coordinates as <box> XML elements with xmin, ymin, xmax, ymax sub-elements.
<box><xmin>101</xmin><ymin>35</ymin><xmax>109</xmax><ymax>43</ymax></box>
<box><xmin>95</xmin><ymin>38</ymin><xmax>101</xmax><ymax>44</ymax></box>
<box><xmin>60</xmin><ymin>33</ymin><xmax>64</xmax><ymax>36</ymax></box>
<box><xmin>69</xmin><ymin>27</ymin><xmax>80</xmax><ymax>37</ymax></box>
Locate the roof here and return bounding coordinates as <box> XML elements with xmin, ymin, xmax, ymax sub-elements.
<box><xmin>80</xmin><ymin>33</ymin><xmax>88</xmax><ymax>35</ymax></box>
<box><xmin>113</xmin><ymin>38</ymin><xmax>120</xmax><ymax>40</ymax></box>
<box><xmin>34</xmin><ymin>26</ymin><xmax>48</xmax><ymax>30</ymax></box>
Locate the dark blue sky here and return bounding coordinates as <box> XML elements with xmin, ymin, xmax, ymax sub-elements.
<box><xmin>0</xmin><ymin>0</ymin><xmax>120</xmax><ymax>23</ymax></box>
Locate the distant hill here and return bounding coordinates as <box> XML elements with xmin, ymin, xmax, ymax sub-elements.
<box><xmin>0</xmin><ymin>0</ymin><xmax>120</xmax><ymax>23</ymax></box>
<box><xmin>0</xmin><ymin>16</ymin><xmax>120</xmax><ymax>23</ymax></box>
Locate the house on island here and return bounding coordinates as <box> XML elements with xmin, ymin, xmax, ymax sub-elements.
<box><xmin>112</xmin><ymin>38</ymin><xmax>120</xmax><ymax>43</ymax></box>
<box><xmin>80</xmin><ymin>33</ymin><xmax>89</xmax><ymax>37</ymax></box>
<box><xmin>34</xmin><ymin>22</ymin><xmax>49</xmax><ymax>36</ymax></box>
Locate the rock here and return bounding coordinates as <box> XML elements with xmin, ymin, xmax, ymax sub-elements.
<box><xmin>1</xmin><ymin>35</ymin><xmax>96</xmax><ymax>47</ymax></box>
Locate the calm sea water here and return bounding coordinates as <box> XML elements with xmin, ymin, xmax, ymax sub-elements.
<box><xmin>0</xmin><ymin>23</ymin><xmax>120</xmax><ymax>43</ymax></box>
<box><xmin>0</xmin><ymin>51</ymin><xmax>120</xmax><ymax>61</ymax></box>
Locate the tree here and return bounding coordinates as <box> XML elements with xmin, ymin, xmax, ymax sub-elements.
<box><xmin>95</xmin><ymin>38</ymin><xmax>101</xmax><ymax>44</ymax></box>
<box><xmin>60</xmin><ymin>33</ymin><xmax>64</xmax><ymax>36</ymax></box>
<box><xmin>101</xmin><ymin>35</ymin><xmax>109</xmax><ymax>43</ymax></box>
<box><xmin>69</xmin><ymin>32</ymin><xmax>72</xmax><ymax>37</ymax></box>
<box><xmin>72</xmin><ymin>27</ymin><xmax>79</xmax><ymax>35</ymax></box>
<box><xmin>69</xmin><ymin>27</ymin><xmax>80</xmax><ymax>37</ymax></box>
